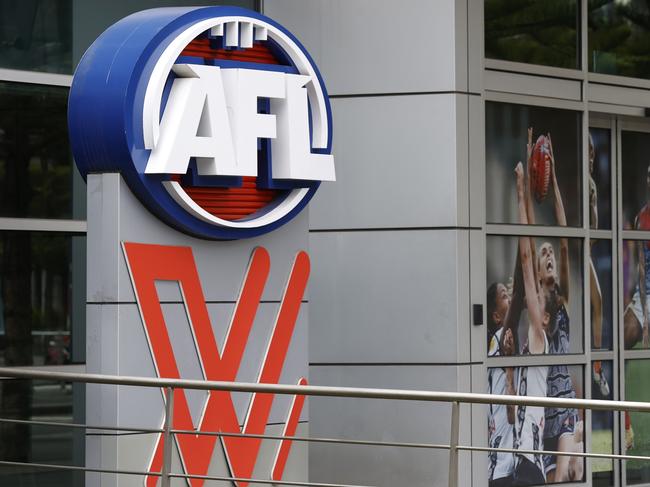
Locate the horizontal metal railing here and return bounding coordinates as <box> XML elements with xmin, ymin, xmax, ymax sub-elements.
<box><xmin>0</xmin><ymin>366</ymin><xmax>647</xmax><ymax>486</ymax></box>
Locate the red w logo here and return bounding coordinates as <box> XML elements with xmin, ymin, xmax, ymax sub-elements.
<box><xmin>122</xmin><ymin>243</ymin><xmax>309</xmax><ymax>487</ymax></box>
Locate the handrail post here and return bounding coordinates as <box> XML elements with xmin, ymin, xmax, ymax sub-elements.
<box><xmin>161</xmin><ymin>386</ymin><xmax>174</xmax><ymax>487</ymax></box>
<box><xmin>448</xmin><ymin>401</ymin><xmax>460</xmax><ymax>487</ymax></box>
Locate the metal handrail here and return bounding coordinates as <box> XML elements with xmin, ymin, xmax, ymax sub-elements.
<box><xmin>0</xmin><ymin>366</ymin><xmax>645</xmax><ymax>411</ymax></box>
<box><xmin>0</xmin><ymin>366</ymin><xmax>645</xmax><ymax>487</ymax></box>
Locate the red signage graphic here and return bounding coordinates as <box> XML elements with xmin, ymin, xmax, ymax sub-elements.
<box><xmin>122</xmin><ymin>243</ymin><xmax>309</xmax><ymax>487</ymax></box>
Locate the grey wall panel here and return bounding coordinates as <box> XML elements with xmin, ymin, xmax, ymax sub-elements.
<box><xmin>87</xmin><ymin>173</ymin><xmax>310</xmax><ymax>483</ymax></box>
<box><xmin>309</xmin><ymin>94</ymin><xmax>469</xmax><ymax>230</ymax></box>
<box><xmin>309</xmin><ymin>230</ymin><xmax>467</xmax><ymax>363</ymax></box>
<box><xmin>469</xmin><ymin>96</ymin><xmax>485</xmax><ymax>228</ymax></box>
<box><xmin>87</xmin><ymin>302</ymin><xmax>308</xmax><ymax>429</ymax></box>
<box><xmin>468</xmin><ymin>0</ymin><xmax>484</xmax><ymax>95</ymax></box>
<box><xmin>100</xmin><ymin>422</ymin><xmax>308</xmax><ymax>487</ymax></box>
<box><xmin>87</xmin><ymin>174</ymin><xmax>309</xmax><ymax>303</ymax></box>
<box><xmin>470</xmin><ymin>229</ymin><xmax>486</xmax><ymax>362</ymax></box>
<box><xmin>263</xmin><ymin>0</ymin><xmax>465</xmax><ymax>95</ymax></box>
<box><xmin>471</xmin><ymin>363</ymin><xmax>488</xmax><ymax>487</ymax></box>
<box><xmin>308</xmin><ymin>364</ymin><xmax>472</xmax><ymax>487</ymax></box>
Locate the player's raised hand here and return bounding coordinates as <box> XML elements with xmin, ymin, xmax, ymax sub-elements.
<box><xmin>515</xmin><ymin>162</ymin><xmax>525</xmax><ymax>198</ymax></box>
<box><xmin>502</xmin><ymin>328</ymin><xmax>515</xmax><ymax>356</ymax></box>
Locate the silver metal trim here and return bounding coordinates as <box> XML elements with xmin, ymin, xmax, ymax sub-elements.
<box><xmin>485</xmin><ymin>59</ymin><xmax>583</xmax><ymax>80</ymax></box>
<box><xmin>0</xmin><ymin>217</ymin><xmax>87</xmax><ymax>233</ymax></box>
<box><xmin>0</xmin><ymin>366</ymin><xmax>647</xmax><ymax>412</ymax></box>
<box><xmin>0</xmin><ymin>68</ymin><xmax>72</xmax><ymax>87</ymax></box>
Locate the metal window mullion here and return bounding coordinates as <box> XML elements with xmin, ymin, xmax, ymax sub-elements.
<box><xmin>485</xmin><ymin>224</ymin><xmax>587</xmax><ymax>238</ymax></box>
<box><xmin>615</xmin><ymin>114</ymin><xmax>628</xmax><ymax>487</ymax></box>
<box><xmin>610</xmin><ymin>121</ymin><xmax>621</xmax><ymax>482</ymax></box>
<box><xmin>588</xmin><ymin>72</ymin><xmax>650</xmax><ymax>92</ymax></box>
<box><xmin>484</xmin><ymin>90</ymin><xmax>585</xmax><ymax>112</ymax></box>
<box><xmin>485</xmin><ymin>355</ymin><xmax>588</xmax><ymax>369</ymax></box>
<box><xmin>621</xmin><ymin>230</ymin><xmax>650</xmax><ymax>241</ymax></box>
<box><xmin>484</xmin><ymin>59</ymin><xmax>585</xmax><ymax>81</ymax></box>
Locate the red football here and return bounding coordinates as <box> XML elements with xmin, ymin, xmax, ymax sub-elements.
<box><xmin>530</xmin><ymin>135</ymin><xmax>551</xmax><ymax>203</ymax></box>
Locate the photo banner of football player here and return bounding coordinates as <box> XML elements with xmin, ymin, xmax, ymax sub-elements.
<box><xmin>590</xmin><ymin>239</ymin><xmax>613</xmax><ymax>352</ymax></box>
<box><xmin>486</xmin><ymin>235</ymin><xmax>584</xmax><ymax>357</ymax></box>
<box><xmin>487</xmin><ymin>365</ymin><xmax>584</xmax><ymax>487</ymax></box>
<box><xmin>486</xmin><ymin>102</ymin><xmax>582</xmax><ymax>227</ymax></box>
<box><xmin>625</xmin><ymin>359</ymin><xmax>650</xmax><ymax>484</ymax></box>
<box><xmin>589</xmin><ymin>128</ymin><xmax>612</xmax><ymax>230</ymax></box>
<box><xmin>622</xmin><ymin>130</ymin><xmax>650</xmax><ymax>231</ymax></box>
<box><xmin>591</xmin><ymin>360</ymin><xmax>614</xmax><ymax>487</ymax></box>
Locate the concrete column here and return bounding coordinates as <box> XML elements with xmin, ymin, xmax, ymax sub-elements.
<box><xmin>264</xmin><ymin>1</ymin><xmax>484</xmax><ymax>485</ymax></box>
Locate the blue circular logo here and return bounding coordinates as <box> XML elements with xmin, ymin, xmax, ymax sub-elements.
<box><xmin>69</xmin><ymin>6</ymin><xmax>334</xmax><ymax>240</ymax></box>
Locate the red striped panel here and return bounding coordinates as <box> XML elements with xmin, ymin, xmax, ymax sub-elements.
<box><xmin>177</xmin><ymin>37</ymin><xmax>284</xmax><ymax>221</ymax></box>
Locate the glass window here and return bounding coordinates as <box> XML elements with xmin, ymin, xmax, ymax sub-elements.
<box><xmin>486</xmin><ymin>102</ymin><xmax>583</xmax><ymax>227</ymax></box>
<box><xmin>625</xmin><ymin>360</ymin><xmax>650</xmax><ymax>484</ymax></box>
<box><xmin>591</xmin><ymin>360</ymin><xmax>614</xmax><ymax>487</ymax></box>
<box><xmin>621</xmin><ymin>130</ymin><xmax>650</xmax><ymax>231</ymax></box>
<box><xmin>590</xmin><ymin>240</ymin><xmax>613</xmax><ymax>351</ymax></box>
<box><xmin>589</xmin><ymin>1</ymin><xmax>650</xmax><ymax>80</ymax></box>
<box><xmin>484</xmin><ymin>0</ymin><xmax>580</xmax><ymax>70</ymax></box>
<box><xmin>0</xmin><ymin>232</ymin><xmax>85</xmax><ymax>366</ymax></box>
<box><xmin>0</xmin><ymin>0</ymin><xmax>72</xmax><ymax>74</ymax></box>
<box><xmin>0</xmin><ymin>379</ymin><xmax>79</xmax><ymax>485</ymax></box>
<box><xmin>486</xmin><ymin>235</ymin><xmax>584</xmax><ymax>356</ymax></box>
<box><xmin>72</xmin><ymin>0</ymin><xmax>257</xmax><ymax>67</ymax></box>
<box><xmin>0</xmin><ymin>82</ymin><xmax>74</xmax><ymax>219</ymax></box>
<box><xmin>487</xmin><ymin>365</ymin><xmax>584</xmax><ymax>485</ymax></box>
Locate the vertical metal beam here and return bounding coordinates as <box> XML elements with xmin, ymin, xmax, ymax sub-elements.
<box><xmin>448</xmin><ymin>401</ymin><xmax>460</xmax><ymax>487</ymax></box>
<box><xmin>161</xmin><ymin>387</ymin><xmax>174</xmax><ymax>487</ymax></box>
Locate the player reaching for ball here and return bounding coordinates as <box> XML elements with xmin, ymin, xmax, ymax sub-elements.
<box><xmin>526</xmin><ymin>129</ymin><xmax>584</xmax><ymax>483</ymax></box>
<box><xmin>623</xmin><ymin>164</ymin><xmax>650</xmax><ymax>350</ymax></box>
<box><xmin>511</xmin><ymin>161</ymin><xmax>550</xmax><ymax>486</ymax></box>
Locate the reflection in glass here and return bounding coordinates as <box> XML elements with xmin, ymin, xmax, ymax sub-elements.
<box><xmin>622</xmin><ymin>131</ymin><xmax>650</xmax><ymax>230</ymax></box>
<box><xmin>486</xmin><ymin>236</ymin><xmax>584</xmax><ymax>356</ymax></box>
<box><xmin>485</xmin><ymin>0</ymin><xmax>580</xmax><ymax>69</ymax></box>
<box><xmin>486</xmin><ymin>102</ymin><xmax>582</xmax><ymax>227</ymax></box>
<box><xmin>0</xmin><ymin>232</ymin><xmax>85</xmax><ymax>367</ymax></box>
<box><xmin>589</xmin><ymin>128</ymin><xmax>612</xmax><ymax>230</ymax></box>
<box><xmin>0</xmin><ymin>1</ymin><xmax>72</xmax><ymax>74</ymax></box>
<box><xmin>589</xmin><ymin>1</ymin><xmax>650</xmax><ymax>80</ymax></box>
<box><xmin>623</xmin><ymin>239</ymin><xmax>650</xmax><ymax>350</ymax></box>
<box><xmin>625</xmin><ymin>360</ymin><xmax>650</xmax><ymax>484</ymax></box>
<box><xmin>590</xmin><ymin>240</ymin><xmax>613</xmax><ymax>351</ymax></box>
<box><xmin>0</xmin><ymin>82</ymin><xmax>73</xmax><ymax>219</ymax></box>
<box><xmin>487</xmin><ymin>365</ymin><xmax>584</xmax><ymax>485</ymax></box>
<box><xmin>0</xmin><ymin>379</ymin><xmax>78</xmax><ymax>486</ymax></box>
<box><xmin>591</xmin><ymin>360</ymin><xmax>614</xmax><ymax>487</ymax></box>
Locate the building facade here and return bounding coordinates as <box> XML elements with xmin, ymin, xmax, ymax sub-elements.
<box><xmin>1</xmin><ymin>1</ymin><xmax>650</xmax><ymax>487</ymax></box>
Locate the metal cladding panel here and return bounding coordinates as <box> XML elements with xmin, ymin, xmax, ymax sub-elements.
<box><xmin>85</xmin><ymin>173</ymin><xmax>309</xmax><ymax>485</ymax></box>
<box><xmin>308</xmin><ymin>364</ymin><xmax>472</xmax><ymax>487</ymax></box>
<box><xmin>264</xmin><ymin>0</ymin><xmax>463</xmax><ymax>95</ymax></box>
<box><xmin>309</xmin><ymin>229</ymin><xmax>465</xmax><ymax>364</ymax></box>
<box><xmin>310</xmin><ymin>94</ymin><xmax>467</xmax><ymax>230</ymax></box>
<box><xmin>86</xmin><ymin>174</ymin><xmax>309</xmax><ymax>303</ymax></box>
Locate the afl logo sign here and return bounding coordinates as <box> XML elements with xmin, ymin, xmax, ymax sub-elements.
<box><xmin>69</xmin><ymin>7</ymin><xmax>334</xmax><ymax>239</ymax></box>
